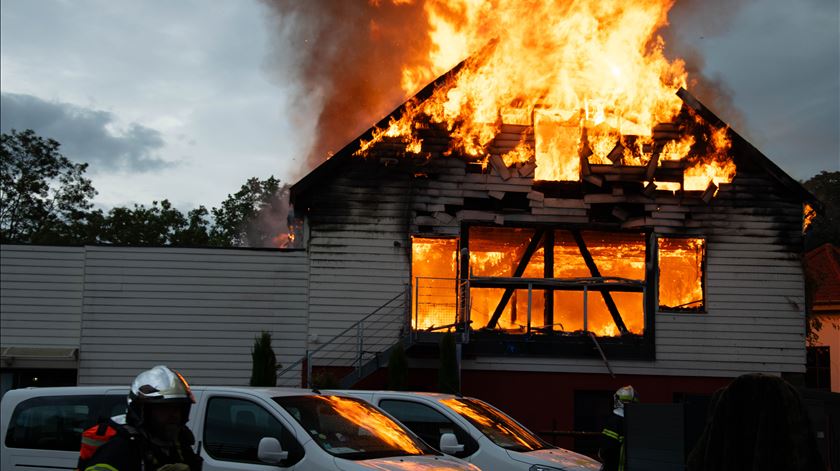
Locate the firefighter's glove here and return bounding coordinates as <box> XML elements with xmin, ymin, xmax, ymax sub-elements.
<box><xmin>156</xmin><ymin>464</ymin><xmax>190</xmax><ymax>471</ymax></box>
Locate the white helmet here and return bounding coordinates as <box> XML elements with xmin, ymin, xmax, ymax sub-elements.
<box><xmin>127</xmin><ymin>365</ymin><xmax>194</xmax><ymax>426</ymax></box>
<box><xmin>613</xmin><ymin>385</ymin><xmax>639</xmax><ymax>417</ymax></box>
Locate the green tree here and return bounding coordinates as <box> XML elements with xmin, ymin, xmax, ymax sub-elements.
<box><xmin>210</xmin><ymin>176</ymin><xmax>293</xmax><ymax>247</ymax></box>
<box><xmin>98</xmin><ymin>199</ymin><xmax>210</xmax><ymax>246</ymax></box>
<box><xmin>1</xmin><ymin>129</ymin><xmax>97</xmax><ymax>243</ymax></box>
<box><xmin>387</xmin><ymin>343</ymin><xmax>409</xmax><ymax>390</ymax></box>
<box><xmin>250</xmin><ymin>331</ymin><xmax>278</xmax><ymax>387</ymax></box>
<box><xmin>438</xmin><ymin>332</ymin><xmax>460</xmax><ymax>394</ymax></box>
<box><xmin>803</xmin><ymin>171</ymin><xmax>840</xmax><ymax>250</ymax></box>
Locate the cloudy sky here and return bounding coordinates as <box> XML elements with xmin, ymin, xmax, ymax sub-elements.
<box><xmin>1</xmin><ymin>0</ymin><xmax>838</xmax><ymax>211</ymax></box>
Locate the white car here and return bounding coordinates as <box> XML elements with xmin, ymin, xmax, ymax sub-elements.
<box><xmin>334</xmin><ymin>390</ymin><xmax>602</xmax><ymax>471</ymax></box>
<box><xmin>1</xmin><ymin>386</ymin><xmax>479</xmax><ymax>471</ymax></box>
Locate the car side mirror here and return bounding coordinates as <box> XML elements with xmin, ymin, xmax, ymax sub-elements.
<box><xmin>257</xmin><ymin>437</ymin><xmax>289</xmax><ymax>464</ymax></box>
<box><xmin>439</xmin><ymin>432</ymin><xmax>464</xmax><ymax>454</ymax></box>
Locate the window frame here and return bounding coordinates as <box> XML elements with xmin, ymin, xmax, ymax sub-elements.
<box><xmin>377</xmin><ymin>398</ymin><xmax>479</xmax><ymax>459</ymax></box>
<box><xmin>202</xmin><ymin>395</ymin><xmax>304</xmax><ymax>467</ymax></box>
<box><xmin>655</xmin><ymin>235</ymin><xmax>707</xmax><ymax>314</ymax></box>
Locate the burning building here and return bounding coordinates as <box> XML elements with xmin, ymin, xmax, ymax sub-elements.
<box><xmin>287</xmin><ymin>0</ymin><xmax>821</xmax><ymax>452</ymax></box>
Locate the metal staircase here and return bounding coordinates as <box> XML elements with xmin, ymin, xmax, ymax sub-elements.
<box><xmin>277</xmin><ymin>289</ymin><xmax>412</xmax><ymax>388</ymax></box>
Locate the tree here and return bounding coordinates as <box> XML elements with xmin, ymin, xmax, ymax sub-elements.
<box><xmin>250</xmin><ymin>331</ymin><xmax>278</xmax><ymax>387</ymax></box>
<box><xmin>97</xmin><ymin>200</ymin><xmax>211</xmax><ymax>246</ymax></box>
<box><xmin>387</xmin><ymin>343</ymin><xmax>409</xmax><ymax>390</ymax></box>
<box><xmin>803</xmin><ymin>171</ymin><xmax>840</xmax><ymax>251</ymax></box>
<box><xmin>210</xmin><ymin>176</ymin><xmax>294</xmax><ymax>247</ymax></box>
<box><xmin>438</xmin><ymin>332</ymin><xmax>460</xmax><ymax>394</ymax></box>
<box><xmin>1</xmin><ymin>129</ymin><xmax>96</xmax><ymax>244</ymax></box>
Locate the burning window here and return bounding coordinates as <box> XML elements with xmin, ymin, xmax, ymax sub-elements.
<box><xmin>553</xmin><ymin>232</ymin><xmax>646</xmax><ymax>336</ymax></box>
<box><xmin>658</xmin><ymin>237</ymin><xmax>705</xmax><ymax>311</ymax></box>
<box><xmin>411</xmin><ymin>237</ymin><xmax>459</xmax><ymax>330</ymax></box>
<box><xmin>468</xmin><ymin>227</ymin><xmax>545</xmax><ymax>331</ymax></box>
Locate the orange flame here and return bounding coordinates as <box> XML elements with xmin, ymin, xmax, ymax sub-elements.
<box><xmin>318</xmin><ymin>396</ymin><xmax>423</xmax><ymax>454</ymax></box>
<box><xmin>658</xmin><ymin>238</ymin><xmax>705</xmax><ymax>310</ymax></box>
<box><xmin>803</xmin><ymin>203</ymin><xmax>816</xmax><ymax>234</ymax></box>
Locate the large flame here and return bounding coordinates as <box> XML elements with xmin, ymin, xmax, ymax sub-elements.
<box><xmin>356</xmin><ymin>0</ymin><xmax>736</xmax><ymax>189</ymax></box>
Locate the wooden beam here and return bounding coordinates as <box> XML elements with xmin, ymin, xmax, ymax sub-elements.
<box><xmin>544</xmin><ymin>229</ymin><xmax>554</xmax><ymax>329</ymax></box>
<box><xmin>701</xmin><ymin>182</ymin><xmax>718</xmax><ymax>203</ymax></box>
<box><xmin>489</xmin><ymin>154</ymin><xmax>511</xmax><ymax>180</ymax></box>
<box><xmin>571</xmin><ymin>230</ymin><xmax>629</xmax><ymax>335</ymax></box>
<box><xmin>485</xmin><ymin>228</ymin><xmax>546</xmax><ymax>329</ymax></box>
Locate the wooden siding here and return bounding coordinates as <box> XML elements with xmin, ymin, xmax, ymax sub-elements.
<box><xmin>78</xmin><ymin>246</ymin><xmax>308</xmax><ymax>386</ymax></box>
<box><xmin>1</xmin><ymin>245</ymin><xmax>309</xmax><ymax>386</ymax></box>
<box><xmin>302</xmin><ymin>132</ymin><xmax>808</xmax><ymax>377</ymax></box>
<box><xmin>1</xmin><ymin>245</ymin><xmax>85</xmax><ymax>350</ymax></box>
<box><xmin>305</xmin><ymin>162</ymin><xmax>413</xmax><ymax>365</ymax></box>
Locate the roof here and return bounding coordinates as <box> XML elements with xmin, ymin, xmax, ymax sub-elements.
<box><xmin>291</xmin><ymin>65</ymin><xmax>820</xmax><ymax>210</ymax></box>
<box><xmin>805</xmin><ymin>243</ymin><xmax>840</xmax><ymax>313</ymax></box>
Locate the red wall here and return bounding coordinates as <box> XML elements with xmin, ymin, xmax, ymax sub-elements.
<box><xmin>355</xmin><ymin>367</ymin><xmax>732</xmax><ymax>450</ymax></box>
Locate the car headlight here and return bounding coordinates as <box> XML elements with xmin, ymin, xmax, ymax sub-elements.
<box><xmin>529</xmin><ymin>465</ymin><xmax>564</xmax><ymax>471</ymax></box>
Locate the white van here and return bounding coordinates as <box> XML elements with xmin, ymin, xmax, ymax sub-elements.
<box><xmin>1</xmin><ymin>386</ymin><xmax>479</xmax><ymax>471</ymax></box>
<box><xmin>334</xmin><ymin>390</ymin><xmax>602</xmax><ymax>471</ymax></box>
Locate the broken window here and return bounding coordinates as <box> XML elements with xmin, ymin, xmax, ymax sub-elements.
<box><xmin>411</xmin><ymin>237</ymin><xmax>459</xmax><ymax>330</ymax></box>
<box><xmin>658</xmin><ymin>237</ymin><xmax>705</xmax><ymax>311</ymax></box>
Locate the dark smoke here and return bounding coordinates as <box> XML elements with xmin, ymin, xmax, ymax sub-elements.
<box><xmin>261</xmin><ymin>1</ymin><xmax>434</xmax><ymax>177</ymax></box>
<box><xmin>663</xmin><ymin>0</ymin><xmax>761</xmax><ymax>131</ymax></box>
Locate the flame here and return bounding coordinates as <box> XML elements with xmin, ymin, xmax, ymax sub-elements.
<box><xmin>803</xmin><ymin>203</ymin><xmax>816</xmax><ymax>234</ymax></box>
<box><xmin>317</xmin><ymin>396</ymin><xmax>423</xmax><ymax>454</ymax></box>
<box><xmin>412</xmin><ymin>237</ymin><xmax>459</xmax><ymax>330</ymax></box>
<box><xmin>412</xmin><ymin>228</ymin><xmax>646</xmax><ymax>336</ymax></box>
<box><xmin>684</xmin><ymin>126</ymin><xmax>736</xmax><ymax>191</ymax></box>
<box><xmin>661</xmin><ymin>135</ymin><xmax>695</xmax><ymax>161</ymax></box>
<box><xmin>501</xmin><ymin>140</ymin><xmax>534</xmax><ymax>167</ymax></box>
<box><xmin>440</xmin><ymin>398</ymin><xmax>540</xmax><ymax>450</ymax></box>
<box><xmin>658</xmin><ymin>238</ymin><xmax>704</xmax><ymax>310</ymax></box>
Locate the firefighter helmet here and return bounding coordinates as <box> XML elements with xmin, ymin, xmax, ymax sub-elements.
<box><xmin>127</xmin><ymin>365</ymin><xmax>194</xmax><ymax>426</ymax></box>
<box><xmin>613</xmin><ymin>385</ymin><xmax>639</xmax><ymax>416</ymax></box>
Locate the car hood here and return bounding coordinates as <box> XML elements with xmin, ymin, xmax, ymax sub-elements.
<box><xmin>335</xmin><ymin>454</ymin><xmax>479</xmax><ymax>471</ymax></box>
<box><xmin>507</xmin><ymin>447</ymin><xmax>602</xmax><ymax>470</ymax></box>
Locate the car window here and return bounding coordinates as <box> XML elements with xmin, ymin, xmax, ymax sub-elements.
<box><xmin>5</xmin><ymin>394</ymin><xmax>126</xmax><ymax>451</ymax></box>
<box><xmin>274</xmin><ymin>395</ymin><xmax>436</xmax><ymax>461</ymax></box>
<box><xmin>379</xmin><ymin>399</ymin><xmax>479</xmax><ymax>458</ymax></box>
<box><xmin>440</xmin><ymin>398</ymin><xmax>549</xmax><ymax>452</ymax></box>
<box><xmin>203</xmin><ymin>396</ymin><xmax>303</xmax><ymax>466</ymax></box>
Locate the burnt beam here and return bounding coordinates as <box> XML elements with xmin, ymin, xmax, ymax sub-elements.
<box><xmin>571</xmin><ymin>230</ymin><xmax>630</xmax><ymax>336</ymax></box>
<box><xmin>544</xmin><ymin>229</ymin><xmax>554</xmax><ymax>329</ymax></box>
<box><xmin>485</xmin><ymin>228</ymin><xmax>546</xmax><ymax>329</ymax></box>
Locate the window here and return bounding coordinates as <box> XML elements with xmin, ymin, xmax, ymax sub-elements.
<box><xmin>5</xmin><ymin>395</ymin><xmax>125</xmax><ymax>451</ymax></box>
<box><xmin>203</xmin><ymin>397</ymin><xmax>303</xmax><ymax>466</ymax></box>
<box><xmin>275</xmin><ymin>395</ymin><xmax>434</xmax><ymax>461</ymax></box>
<box><xmin>379</xmin><ymin>399</ymin><xmax>478</xmax><ymax>458</ymax></box>
<box><xmin>806</xmin><ymin>346</ymin><xmax>831</xmax><ymax>390</ymax></box>
<box><xmin>412</xmin><ymin>237</ymin><xmax>459</xmax><ymax>330</ymax></box>
<box><xmin>658</xmin><ymin>237</ymin><xmax>705</xmax><ymax>311</ymax></box>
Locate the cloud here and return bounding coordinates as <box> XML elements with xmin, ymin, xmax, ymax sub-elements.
<box><xmin>0</xmin><ymin>92</ymin><xmax>171</xmax><ymax>172</ymax></box>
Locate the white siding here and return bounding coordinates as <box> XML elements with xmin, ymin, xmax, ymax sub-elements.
<box><xmin>305</xmin><ymin>165</ymin><xmax>413</xmax><ymax>365</ymax></box>
<box><xmin>0</xmin><ymin>245</ymin><xmax>85</xmax><ymax>349</ymax></box>
<box><xmin>77</xmin><ymin>246</ymin><xmax>308</xmax><ymax>386</ymax></box>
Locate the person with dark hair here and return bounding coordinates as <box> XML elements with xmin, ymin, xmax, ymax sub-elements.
<box><xmin>77</xmin><ymin>365</ymin><xmax>203</xmax><ymax>471</ymax></box>
<box><xmin>687</xmin><ymin>373</ymin><xmax>825</xmax><ymax>471</ymax></box>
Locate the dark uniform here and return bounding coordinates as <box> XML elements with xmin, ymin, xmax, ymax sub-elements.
<box><xmin>599</xmin><ymin>413</ymin><xmax>626</xmax><ymax>471</ymax></box>
<box><xmin>78</xmin><ymin>420</ymin><xmax>202</xmax><ymax>471</ymax></box>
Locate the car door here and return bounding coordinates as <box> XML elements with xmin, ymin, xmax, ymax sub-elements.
<box><xmin>196</xmin><ymin>392</ymin><xmax>306</xmax><ymax>471</ymax></box>
<box><xmin>375</xmin><ymin>396</ymin><xmax>479</xmax><ymax>462</ymax></box>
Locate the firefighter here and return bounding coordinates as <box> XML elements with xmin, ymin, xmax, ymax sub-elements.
<box><xmin>77</xmin><ymin>365</ymin><xmax>203</xmax><ymax>471</ymax></box>
<box><xmin>598</xmin><ymin>385</ymin><xmax>638</xmax><ymax>471</ymax></box>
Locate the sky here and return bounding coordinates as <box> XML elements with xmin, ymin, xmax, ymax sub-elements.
<box><xmin>1</xmin><ymin>0</ymin><xmax>838</xmax><ymax>212</ymax></box>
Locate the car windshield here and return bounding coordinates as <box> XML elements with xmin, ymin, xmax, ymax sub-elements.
<box><xmin>274</xmin><ymin>395</ymin><xmax>435</xmax><ymax>461</ymax></box>
<box><xmin>439</xmin><ymin>398</ymin><xmax>549</xmax><ymax>452</ymax></box>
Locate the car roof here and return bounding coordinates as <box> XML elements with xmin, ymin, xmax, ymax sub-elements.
<box><xmin>327</xmin><ymin>390</ymin><xmax>471</xmax><ymax>402</ymax></box>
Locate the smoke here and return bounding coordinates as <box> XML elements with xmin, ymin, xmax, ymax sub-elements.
<box><xmin>261</xmin><ymin>1</ymin><xmax>434</xmax><ymax>176</ymax></box>
<box><xmin>662</xmin><ymin>0</ymin><xmax>761</xmax><ymax>130</ymax></box>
